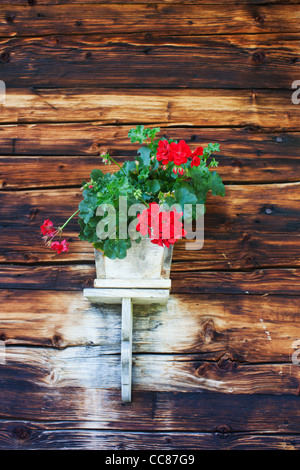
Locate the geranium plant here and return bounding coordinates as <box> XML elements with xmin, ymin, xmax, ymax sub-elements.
<box><xmin>41</xmin><ymin>126</ymin><xmax>225</xmax><ymax>259</ymax></box>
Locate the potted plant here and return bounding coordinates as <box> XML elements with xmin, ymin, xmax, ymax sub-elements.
<box><xmin>40</xmin><ymin>126</ymin><xmax>225</xmax><ymax>284</ymax></box>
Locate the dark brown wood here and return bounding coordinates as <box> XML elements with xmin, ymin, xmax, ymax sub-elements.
<box><xmin>0</xmin><ymin>184</ymin><xmax>299</xmax><ymax>268</ymax></box>
<box><xmin>0</xmin><ymin>33</ymin><xmax>298</xmax><ymax>89</ymax></box>
<box><xmin>1</xmin><ymin>426</ymin><xmax>300</xmax><ymax>450</ymax></box>
<box><xmin>1</xmin><ymin>88</ymin><xmax>299</xmax><ymax>129</ymax></box>
<box><xmin>3</xmin><ymin>0</ymin><xmax>298</xmax><ymax>4</ymax></box>
<box><xmin>0</xmin><ymin>290</ymin><xmax>298</xmax><ymax>362</ymax></box>
<box><xmin>2</xmin><ymin>264</ymin><xmax>300</xmax><ymax>296</ymax></box>
<box><xmin>0</xmin><ymin>4</ymin><xmax>299</xmax><ymax>37</ymax></box>
<box><xmin>0</xmin><ymin>388</ymin><xmax>299</xmax><ymax>432</ymax></box>
<box><xmin>1</xmin><ymin>127</ymin><xmax>299</xmax><ymax>184</ymax></box>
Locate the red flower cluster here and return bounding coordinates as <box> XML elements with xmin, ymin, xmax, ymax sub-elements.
<box><xmin>40</xmin><ymin>219</ymin><xmax>56</xmax><ymax>237</ymax></box>
<box><xmin>40</xmin><ymin>219</ymin><xmax>69</xmax><ymax>255</ymax></box>
<box><xmin>156</xmin><ymin>139</ymin><xmax>203</xmax><ymax>173</ymax></box>
<box><xmin>50</xmin><ymin>239</ymin><xmax>69</xmax><ymax>255</ymax></box>
<box><xmin>136</xmin><ymin>202</ymin><xmax>186</xmax><ymax>248</ymax></box>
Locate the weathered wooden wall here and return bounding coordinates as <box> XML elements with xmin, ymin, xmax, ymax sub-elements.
<box><xmin>0</xmin><ymin>0</ymin><xmax>300</xmax><ymax>450</ymax></box>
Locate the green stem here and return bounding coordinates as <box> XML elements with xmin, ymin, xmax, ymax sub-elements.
<box><xmin>60</xmin><ymin>209</ymin><xmax>80</xmax><ymax>231</ymax></box>
<box><xmin>108</xmin><ymin>155</ymin><xmax>127</xmax><ymax>176</ymax></box>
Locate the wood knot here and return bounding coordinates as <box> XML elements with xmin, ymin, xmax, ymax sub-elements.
<box><xmin>0</xmin><ymin>332</ymin><xmax>6</xmax><ymax>341</ymax></box>
<box><xmin>164</xmin><ymin>436</ymin><xmax>173</xmax><ymax>444</ymax></box>
<box><xmin>28</xmin><ymin>0</ymin><xmax>36</xmax><ymax>5</ymax></box>
<box><xmin>232</xmin><ymin>158</ymin><xmax>242</xmax><ymax>168</ymax></box>
<box><xmin>245</xmin><ymin>255</ymin><xmax>254</xmax><ymax>265</ymax></box>
<box><xmin>251</xmin><ymin>50</ymin><xmax>266</xmax><ymax>65</ymax></box>
<box><xmin>143</xmin><ymin>47</ymin><xmax>152</xmax><ymax>55</ymax></box>
<box><xmin>12</xmin><ymin>426</ymin><xmax>31</xmax><ymax>441</ymax></box>
<box><xmin>85</xmin><ymin>52</ymin><xmax>92</xmax><ymax>59</ymax></box>
<box><xmin>242</xmin><ymin>232</ymin><xmax>251</xmax><ymax>242</ymax></box>
<box><xmin>217</xmin><ymin>354</ymin><xmax>237</xmax><ymax>371</ymax></box>
<box><xmin>195</xmin><ymin>363</ymin><xmax>209</xmax><ymax>377</ymax></box>
<box><xmin>201</xmin><ymin>320</ymin><xmax>216</xmax><ymax>344</ymax></box>
<box><xmin>0</xmin><ymin>52</ymin><xmax>11</xmax><ymax>63</ymax></box>
<box><xmin>254</xmin><ymin>14</ymin><xmax>265</xmax><ymax>25</ymax></box>
<box><xmin>145</xmin><ymin>33</ymin><xmax>152</xmax><ymax>40</ymax></box>
<box><xmin>52</xmin><ymin>334</ymin><xmax>64</xmax><ymax>349</ymax></box>
<box><xmin>28</xmin><ymin>208</ymin><xmax>39</xmax><ymax>221</ymax></box>
<box><xmin>215</xmin><ymin>424</ymin><xmax>231</xmax><ymax>437</ymax></box>
<box><xmin>5</xmin><ymin>14</ymin><xmax>15</xmax><ymax>23</ymax></box>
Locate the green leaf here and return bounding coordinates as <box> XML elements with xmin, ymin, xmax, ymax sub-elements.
<box><xmin>122</xmin><ymin>160</ymin><xmax>137</xmax><ymax>174</ymax></box>
<box><xmin>174</xmin><ymin>182</ymin><xmax>197</xmax><ymax>209</ymax></box>
<box><xmin>90</xmin><ymin>169</ymin><xmax>104</xmax><ymax>181</ymax></box>
<box><xmin>137</xmin><ymin>146</ymin><xmax>151</xmax><ymax>167</ymax></box>
<box><xmin>128</xmin><ymin>125</ymin><xmax>147</xmax><ymax>144</ymax></box>
<box><xmin>145</xmin><ymin>179</ymin><xmax>161</xmax><ymax>194</ymax></box>
<box><xmin>210</xmin><ymin>171</ymin><xmax>225</xmax><ymax>197</ymax></box>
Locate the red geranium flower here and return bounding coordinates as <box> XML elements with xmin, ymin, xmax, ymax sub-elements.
<box><xmin>156</xmin><ymin>140</ymin><xmax>173</xmax><ymax>166</ymax></box>
<box><xmin>50</xmin><ymin>239</ymin><xmax>69</xmax><ymax>255</ymax></box>
<box><xmin>190</xmin><ymin>146</ymin><xmax>203</xmax><ymax>168</ymax></box>
<box><xmin>40</xmin><ymin>219</ymin><xmax>56</xmax><ymax>236</ymax></box>
<box><xmin>136</xmin><ymin>203</ymin><xmax>186</xmax><ymax>248</ymax></box>
<box><xmin>169</xmin><ymin>140</ymin><xmax>192</xmax><ymax>166</ymax></box>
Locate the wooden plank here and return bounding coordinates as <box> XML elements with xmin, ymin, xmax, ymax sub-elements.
<box><xmin>1</xmin><ymin>127</ymin><xmax>299</xmax><ymax>185</ymax></box>
<box><xmin>1</xmin><ymin>346</ymin><xmax>300</xmax><ymax>395</ymax></box>
<box><xmin>0</xmin><ymin>388</ymin><xmax>299</xmax><ymax>431</ymax></box>
<box><xmin>2</xmin><ymin>264</ymin><xmax>300</xmax><ymax>295</ymax></box>
<box><xmin>0</xmin><ymin>290</ymin><xmax>298</xmax><ymax>362</ymax></box>
<box><xmin>3</xmin><ymin>0</ymin><xmax>298</xmax><ymax>4</ymax></box>
<box><xmin>0</xmin><ymin>33</ymin><xmax>298</xmax><ymax>89</ymax></box>
<box><xmin>121</xmin><ymin>297</ymin><xmax>133</xmax><ymax>402</ymax></box>
<box><xmin>93</xmin><ymin>279</ymin><xmax>171</xmax><ymax>289</ymax></box>
<box><xmin>0</xmin><ymin>88</ymin><xmax>299</xmax><ymax>129</ymax></box>
<box><xmin>0</xmin><ymin>183</ymin><xmax>299</xmax><ymax>266</ymax></box>
<box><xmin>84</xmin><ymin>288</ymin><xmax>170</xmax><ymax>304</ymax></box>
<box><xmin>0</xmin><ymin>425</ymin><xmax>300</xmax><ymax>450</ymax></box>
<box><xmin>0</xmin><ymin>4</ymin><xmax>299</xmax><ymax>37</ymax></box>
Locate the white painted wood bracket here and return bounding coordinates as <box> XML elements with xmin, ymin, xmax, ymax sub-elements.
<box><xmin>121</xmin><ymin>297</ymin><xmax>133</xmax><ymax>402</ymax></box>
<box><xmin>84</xmin><ymin>239</ymin><xmax>173</xmax><ymax>402</ymax></box>
<box><xmin>83</xmin><ymin>287</ymin><xmax>170</xmax><ymax>402</ymax></box>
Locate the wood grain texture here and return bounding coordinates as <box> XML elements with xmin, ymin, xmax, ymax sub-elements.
<box><xmin>0</xmin><ymin>183</ymin><xmax>299</xmax><ymax>268</ymax></box>
<box><xmin>1</xmin><ymin>127</ymin><xmax>299</xmax><ymax>185</ymax></box>
<box><xmin>2</xmin><ymin>264</ymin><xmax>300</xmax><ymax>295</ymax></box>
<box><xmin>3</xmin><ymin>0</ymin><xmax>299</xmax><ymax>4</ymax></box>
<box><xmin>0</xmin><ymin>425</ymin><xmax>300</xmax><ymax>450</ymax></box>
<box><xmin>0</xmin><ymin>33</ymin><xmax>298</xmax><ymax>89</ymax></box>
<box><xmin>0</xmin><ymin>88</ymin><xmax>299</xmax><ymax>129</ymax></box>
<box><xmin>0</xmin><ymin>346</ymin><xmax>300</xmax><ymax>395</ymax></box>
<box><xmin>0</xmin><ymin>4</ymin><xmax>299</xmax><ymax>37</ymax></box>
<box><xmin>0</xmin><ymin>388</ymin><xmax>300</xmax><ymax>431</ymax></box>
<box><xmin>0</xmin><ymin>290</ymin><xmax>298</xmax><ymax>362</ymax></box>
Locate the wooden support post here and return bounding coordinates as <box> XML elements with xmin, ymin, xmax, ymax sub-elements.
<box><xmin>121</xmin><ymin>297</ymin><xmax>133</xmax><ymax>403</ymax></box>
<box><xmin>83</xmin><ymin>288</ymin><xmax>170</xmax><ymax>403</ymax></box>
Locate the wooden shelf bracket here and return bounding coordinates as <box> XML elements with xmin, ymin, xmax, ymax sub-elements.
<box><xmin>83</xmin><ymin>287</ymin><xmax>170</xmax><ymax>402</ymax></box>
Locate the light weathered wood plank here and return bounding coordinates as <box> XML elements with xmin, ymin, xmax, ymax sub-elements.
<box><xmin>0</xmin><ymin>33</ymin><xmax>298</xmax><ymax>89</ymax></box>
<box><xmin>0</xmin><ymin>88</ymin><xmax>299</xmax><ymax>129</ymax></box>
<box><xmin>0</xmin><ymin>290</ymin><xmax>298</xmax><ymax>362</ymax></box>
<box><xmin>84</xmin><ymin>288</ymin><xmax>170</xmax><ymax>304</ymax></box>
<box><xmin>1</xmin><ymin>347</ymin><xmax>300</xmax><ymax>395</ymax></box>
<box><xmin>94</xmin><ymin>279</ymin><xmax>171</xmax><ymax>289</ymax></box>
<box><xmin>0</xmin><ymin>4</ymin><xmax>299</xmax><ymax>37</ymax></box>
